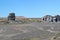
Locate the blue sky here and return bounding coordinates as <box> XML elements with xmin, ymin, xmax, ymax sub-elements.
<box><xmin>0</xmin><ymin>0</ymin><xmax>60</xmax><ymax>18</ymax></box>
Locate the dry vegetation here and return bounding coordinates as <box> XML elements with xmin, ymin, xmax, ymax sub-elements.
<box><xmin>19</xmin><ymin>18</ymin><xmax>44</xmax><ymax>23</ymax></box>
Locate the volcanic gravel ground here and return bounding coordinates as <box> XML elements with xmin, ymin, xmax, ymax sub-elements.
<box><xmin>0</xmin><ymin>22</ymin><xmax>60</xmax><ymax>40</ymax></box>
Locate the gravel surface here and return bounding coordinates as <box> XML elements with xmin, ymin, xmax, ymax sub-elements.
<box><xmin>0</xmin><ymin>22</ymin><xmax>59</xmax><ymax>40</ymax></box>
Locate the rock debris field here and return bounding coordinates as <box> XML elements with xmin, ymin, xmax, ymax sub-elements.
<box><xmin>0</xmin><ymin>22</ymin><xmax>60</xmax><ymax>40</ymax></box>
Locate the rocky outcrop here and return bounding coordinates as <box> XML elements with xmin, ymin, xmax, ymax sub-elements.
<box><xmin>42</xmin><ymin>15</ymin><xmax>54</xmax><ymax>22</ymax></box>
<box><xmin>42</xmin><ymin>15</ymin><xmax>60</xmax><ymax>22</ymax></box>
<box><xmin>8</xmin><ymin>13</ymin><xmax>15</xmax><ymax>21</ymax></box>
